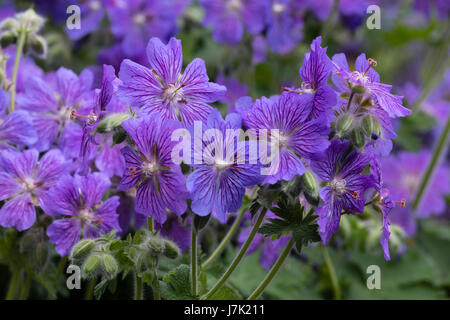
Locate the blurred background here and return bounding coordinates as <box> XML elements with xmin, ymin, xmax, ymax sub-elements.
<box><xmin>0</xmin><ymin>0</ymin><xmax>449</xmax><ymax>299</ymax></box>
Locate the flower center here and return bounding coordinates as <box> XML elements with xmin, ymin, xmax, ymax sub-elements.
<box><xmin>133</xmin><ymin>13</ymin><xmax>152</xmax><ymax>25</ymax></box>
<box><xmin>215</xmin><ymin>158</ymin><xmax>233</xmax><ymax>171</ymax></box>
<box><xmin>142</xmin><ymin>161</ymin><xmax>159</xmax><ymax>176</ymax></box>
<box><xmin>330</xmin><ymin>178</ymin><xmax>347</xmax><ymax>195</ymax></box>
<box><xmin>89</xmin><ymin>1</ymin><xmax>101</xmax><ymax>11</ymax></box>
<box><xmin>164</xmin><ymin>84</ymin><xmax>184</xmax><ymax>105</ymax></box>
<box><xmin>23</xmin><ymin>177</ymin><xmax>36</xmax><ymax>192</ymax></box>
<box><xmin>272</xmin><ymin>3</ymin><xmax>286</xmax><ymax>14</ymax></box>
<box><xmin>227</xmin><ymin>0</ymin><xmax>242</xmax><ymax>12</ymax></box>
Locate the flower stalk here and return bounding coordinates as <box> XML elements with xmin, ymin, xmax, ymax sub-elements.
<box><xmin>322</xmin><ymin>246</ymin><xmax>341</xmax><ymax>300</ymax></box>
<box><xmin>247</xmin><ymin>236</ymin><xmax>295</xmax><ymax>300</ymax></box>
<box><xmin>202</xmin><ymin>207</ymin><xmax>268</xmax><ymax>300</ymax></box>
<box><xmin>9</xmin><ymin>25</ymin><xmax>27</xmax><ymax>113</ymax></box>
<box><xmin>191</xmin><ymin>225</ymin><xmax>198</xmax><ymax>297</ymax></box>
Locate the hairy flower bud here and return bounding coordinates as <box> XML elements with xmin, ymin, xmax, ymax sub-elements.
<box><xmin>351</xmin><ymin>85</ymin><xmax>366</xmax><ymax>94</ymax></box>
<box><xmin>71</xmin><ymin>239</ymin><xmax>96</xmax><ymax>260</ymax></box>
<box><xmin>0</xmin><ymin>31</ymin><xmax>17</xmax><ymax>49</ymax></box>
<box><xmin>302</xmin><ymin>170</ymin><xmax>319</xmax><ymax>197</ymax></box>
<box><xmin>29</xmin><ymin>34</ymin><xmax>47</xmax><ymax>57</ymax></box>
<box><xmin>163</xmin><ymin>239</ymin><xmax>180</xmax><ymax>259</ymax></box>
<box><xmin>361</xmin><ymin>115</ymin><xmax>381</xmax><ymax>137</ymax></box>
<box><xmin>336</xmin><ymin>114</ymin><xmax>354</xmax><ymax>136</ymax></box>
<box><xmin>102</xmin><ymin>254</ymin><xmax>119</xmax><ymax>278</ymax></box>
<box><xmin>83</xmin><ymin>254</ymin><xmax>101</xmax><ymax>275</ymax></box>
<box><xmin>148</xmin><ymin>236</ymin><xmax>164</xmax><ymax>256</ymax></box>
<box><xmin>352</xmin><ymin>128</ymin><xmax>365</xmax><ymax>149</ymax></box>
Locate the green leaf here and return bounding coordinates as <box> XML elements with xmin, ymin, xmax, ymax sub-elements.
<box><xmin>258</xmin><ymin>195</ymin><xmax>321</xmax><ymax>252</ymax></box>
<box><xmin>209</xmin><ymin>284</ymin><xmax>242</xmax><ymax>300</ymax></box>
<box><xmin>159</xmin><ymin>264</ymin><xmax>196</xmax><ymax>300</ymax></box>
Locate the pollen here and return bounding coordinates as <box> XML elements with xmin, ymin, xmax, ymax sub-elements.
<box><xmin>393</xmin><ymin>198</ymin><xmax>406</xmax><ymax>208</ymax></box>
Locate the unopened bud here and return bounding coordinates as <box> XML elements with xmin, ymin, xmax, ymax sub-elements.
<box><xmin>15</xmin><ymin>8</ymin><xmax>45</xmax><ymax>33</ymax></box>
<box><xmin>97</xmin><ymin>113</ymin><xmax>131</xmax><ymax>133</ymax></box>
<box><xmin>102</xmin><ymin>254</ymin><xmax>118</xmax><ymax>278</ymax></box>
<box><xmin>163</xmin><ymin>240</ymin><xmax>180</xmax><ymax>259</ymax></box>
<box><xmin>0</xmin><ymin>18</ymin><xmax>19</xmax><ymax>32</ymax></box>
<box><xmin>361</xmin><ymin>115</ymin><xmax>381</xmax><ymax>137</ymax></box>
<box><xmin>336</xmin><ymin>114</ymin><xmax>354</xmax><ymax>136</ymax></box>
<box><xmin>71</xmin><ymin>239</ymin><xmax>96</xmax><ymax>260</ymax></box>
<box><xmin>148</xmin><ymin>237</ymin><xmax>164</xmax><ymax>256</ymax></box>
<box><xmin>302</xmin><ymin>170</ymin><xmax>318</xmax><ymax>197</ymax></box>
<box><xmin>0</xmin><ymin>31</ymin><xmax>17</xmax><ymax>48</ymax></box>
<box><xmin>352</xmin><ymin>128</ymin><xmax>365</xmax><ymax>149</ymax></box>
<box><xmin>83</xmin><ymin>254</ymin><xmax>101</xmax><ymax>275</ymax></box>
<box><xmin>29</xmin><ymin>34</ymin><xmax>47</xmax><ymax>57</ymax></box>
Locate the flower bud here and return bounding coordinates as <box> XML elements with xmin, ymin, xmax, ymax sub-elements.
<box><xmin>83</xmin><ymin>254</ymin><xmax>101</xmax><ymax>275</ymax></box>
<box><xmin>96</xmin><ymin>113</ymin><xmax>131</xmax><ymax>133</ymax></box>
<box><xmin>34</xmin><ymin>242</ymin><xmax>50</xmax><ymax>272</ymax></box>
<box><xmin>0</xmin><ymin>18</ymin><xmax>19</xmax><ymax>35</ymax></box>
<box><xmin>102</xmin><ymin>254</ymin><xmax>119</xmax><ymax>278</ymax></box>
<box><xmin>15</xmin><ymin>8</ymin><xmax>45</xmax><ymax>33</ymax></box>
<box><xmin>163</xmin><ymin>240</ymin><xmax>180</xmax><ymax>259</ymax></box>
<box><xmin>352</xmin><ymin>128</ymin><xmax>365</xmax><ymax>149</ymax></box>
<box><xmin>71</xmin><ymin>239</ymin><xmax>96</xmax><ymax>260</ymax></box>
<box><xmin>148</xmin><ymin>236</ymin><xmax>164</xmax><ymax>256</ymax></box>
<box><xmin>361</xmin><ymin>115</ymin><xmax>381</xmax><ymax>137</ymax></box>
<box><xmin>302</xmin><ymin>170</ymin><xmax>318</xmax><ymax>197</ymax></box>
<box><xmin>336</xmin><ymin>114</ymin><xmax>354</xmax><ymax>136</ymax></box>
<box><xmin>0</xmin><ymin>31</ymin><xmax>17</xmax><ymax>49</ymax></box>
<box><xmin>29</xmin><ymin>34</ymin><xmax>47</xmax><ymax>57</ymax></box>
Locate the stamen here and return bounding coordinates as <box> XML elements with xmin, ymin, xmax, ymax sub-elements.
<box><xmin>128</xmin><ymin>167</ymin><xmax>143</xmax><ymax>177</ymax></box>
<box><xmin>363</xmin><ymin>58</ymin><xmax>377</xmax><ymax>76</ymax></box>
<box><xmin>351</xmin><ymin>190</ymin><xmax>360</xmax><ymax>200</ymax></box>
<box><xmin>281</xmin><ymin>86</ymin><xmax>302</xmax><ymax>94</ymax></box>
<box><xmin>393</xmin><ymin>198</ymin><xmax>406</xmax><ymax>208</ymax></box>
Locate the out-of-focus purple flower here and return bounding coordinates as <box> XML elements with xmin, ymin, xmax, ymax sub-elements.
<box><xmin>240</xmin><ymin>93</ymin><xmax>330</xmax><ymax>184</ymax></box>
<box><xmin>299</xmin><ymin>0</ymin><xmax>333</xmax><ymax>21</ymax></box>
<box><xmin>118</xmin><ymin>116</ymin><xmax>188</xmax><ymax>224</ymax></box>
<box><xmin>187</xmin><ymin>110</ymin><xmax>263</xmax><ymax>222</ymax></box>
<box><xmin>382</xmin><ymin>151</ymin><xmax>450</xmax><ymax>226</ymax></box>
<box><xmin>421</xmin><ymin>69</ymin><xmax>450</xmax><ymax>126</ymax></box>
<box><xmin>108</xmin><ymin>0</ymin><xmax>189</xmax><ymax>58</ymax></box>
<box><xmin>45</xmin><ymin>173</ymin><xmax>121</xmax><ymax>256</ymax></box>
<box><xmin>0</xmin><ymin>149</ymin><xmax>66</xmax><ymax>231</ymax></box>
<box><xmin>310</xmin><ymin>140</ymin><xmax>374</xmax><ymax>243</ymax></box>
<box><xmin>117</xmin><ymin>37</ymin><xmax>226</xmax><ymax>126</ymax></box>
<box><xmin>0</xmin><ymin>89</ymin><xmax>37</xmax><ymax>150</ymax></box>
<box><xmin>6</xmin><ymin>57</ymin><xmax>44</xmax><ymax>93</ymax></box>
<box><xmin>199</xmin><ymin>0</ymin><xmax>266</xmax><ymax>44</ymax></box>
<box><xmin>265</xmin><ymin>0</ymin><xmax>303</xmax><ymax>54</ymax></box>
<box><xmin>239</xmin><ymin>211</ymin><xmax>290</xmax><ymax>269</ymax></box>
<box><xmin>216</xmin><ymin>74</ymin><xmax>248</xmax><ymax>112</ymax></box>
<box><xmin>332</xmin><ymin>53</ymin><xmax>411</xmax><ymax>118</ymax></box>
<box><xmin>414</xmin><ymin>0</ymin><xmax>450</xmax><ymax>21</ymax></box>
<box><xmin>284</xmin><ymin>36</ymin><xmax>337</xmax><ymax>120</ymax></box>
<box><xmin>16</xmin><ymin>67</ymin><xmax>93</xmax><ymax>154</ymax></box>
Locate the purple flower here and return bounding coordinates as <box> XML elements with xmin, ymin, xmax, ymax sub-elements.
<box><xmin>157</xmin><ymin>214</ymin><xmax>191</xmax><ymax>253</ymax></box>
<box><xmin>199</xmin><ymin>0</ymin><xmax>266</xmax><ymax>44</ymax></box>
<box><xmin>108</xmin><ymin>0</ymin><xmax>189</xmax><ymax>58</ymax></box>
<box><xmin>17</xmin><ymin>67</ymin><xmax>93</xmax><ymax>153</ymax></box>
<box><xmin>284</xmin><ymin>36</ymin><xmax>337</xmax><ymax>120</ymax></box>
<box><xmin>0</xmin><ymin>89</ymin><xmax>37</xmax><ymax>150</ymax></box>
<box><xmin>0</xmin><ymin>149</ymin><xmax>66</xmax><ymax>231</ymax></box>
<box><xmin>265</xmin><ymin>0</ymin><xmax>303</xmax><ymax>54</ymax></box>
<box><xmin>186</xmin><ymin>110</ymin><xmax>263</xmax><ymax>222</ymax></box>
<box><xmin>118</xmin><ymin>116</ymin><xmax>188</xmax><ymax>224</ymax></box>
<box><xmin>370</xmin><ymin>154</ymin><xmax>393</xmax><ymax>260</ymax></box>
<box><xmin>240</xmin><ymin>93</ymin><xmax>330</xmax><ymax>184</ymax></box>
<box><xmin>310</xmin><ymin>140</ymin><xmax>374</xmax><ymax>243</ymax></box>
<box><xmin>332</xmin><ymin>53</ymin><xmax>411</xmax><ymax>118</ymax></box>
<box><xmin>382</xmin><ymin>151</ymin><xmax>450</xmax><ymax>226</ymax></box>
<box><xmin>45</xmin><ymin>173</ymin><xmax>121</xmax><ymax>256</ymax></box>
<box><xmin>117</xmin><ymin>37</ymin><xmax>226</xmax><ymax>126</ymax></box>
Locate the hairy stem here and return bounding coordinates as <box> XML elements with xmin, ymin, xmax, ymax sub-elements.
<box><xmin>322</xmin><ymin>246</ymin><xmax>341</xmax><ymax>300</ymax></box>
<box><xmin>247</xmin><ymin>236</ymin><xmax>295</xmax><ymax>300</ymax></box>
<box><xmin>201</xmin><ymin>207</ymin><xmax>247</xmax><ymax>270</ymax></box>
<box><xmin>202</xmin><ymin>207</ymin><xmax>268</xmax><ymax>300</ymax></box>
<box><xmin>20</xmin><ymin>271</ymin><xmax>32</xmax><ymax>300</ymax></box>
<box><xmin>84</xmin><ymin>278</ymin><xmax>96</xmax><ymax>300</ymax></box>
<box><xmin>412</xmin><ymin>117</ymin><xmax>450</xmax><ymax>211</ymax></box>
<box><xmin>191</xmin><ymin>225</ymin><xmax>198</xmax><ymax>297</ymax></box>
<box><xmin>135</xmin><ymin>274</ymin><xmax>143</xmax><ymax>300</ymax></box>
<box><xmin>9</xmin><ymin>27</ymin><xmax>26</xmax><ymax>113</ymax></box>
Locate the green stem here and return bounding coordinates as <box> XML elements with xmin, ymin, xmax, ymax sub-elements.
<box><xmin>6</xmin><ymin>269</ymin><xmax>20</xmax><ymax>300</ymax></box>
<box><xmin>84</xmin><ymin>278</ymin><xmax>96</xmax><ymax>300</ymax></box>
<box><xmin>322</xmin><ymin>246</ymin><xmax>341</xmax><ymax>300</ymax></box>
<box><xmin>148</xmin><ymin>216</ymin><xmax>154</xmax><ymax>233</ymax></box>
<box><xmin>247</xmin><ymin>236</ymin><xmax>295</xmax><ymax>300</ymax></box>
<box><xmin>191</xmin><ymin>225</ymin><xmax>198</xmax><ymax>297</ymax></box>
<box><xmin>201</xmin><ymin>207</ymin><xmax>247</xmax><ymax>270</ymax></box>
<box><xmin>412</xmin><ymin>117</ymin><xmax>450</xmax><ymax>211</ymax></box>
<box><xmin>346</xmin><ymin>91</ymin><xmax>355</xmax><ymax>111</ymax></box>
<box><xmin>20</xmin><ymin>272</ymin><xmax>32</xmax><ymax>300</ymax></box>
<box><xmin>135</xmin><ymin>274</ymin><xmax>143</xmax><ymax>300</ymax></box>
<box><xmin>202</xmin><ymin>207</ymin><xmax>268</xmax><ymax>300</ymax></box>
<box><xmin>9</xmin><ymin>27</ymin><xmax>27</xmax><ymax>113</ymax></box>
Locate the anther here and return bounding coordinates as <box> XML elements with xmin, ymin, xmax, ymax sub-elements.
<box><xmin>393</xmin><ymin>198</ymin><xmax>406</xmax><ymax>208</ymax></box>
<box><xmin>363</xmin><ymin>58</ymin><xmax>377</xmax><ymax>76</ymax></box>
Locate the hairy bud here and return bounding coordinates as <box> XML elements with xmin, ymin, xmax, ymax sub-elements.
<box><xmin>163</xmin><ymin>239</ymin><xmax>180</xmax><ymax>259</ymax></box>
<box><xmin>71</xmin><ymin>239</ymin><xmax>96</xmax><ymax>260</ymax></box>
